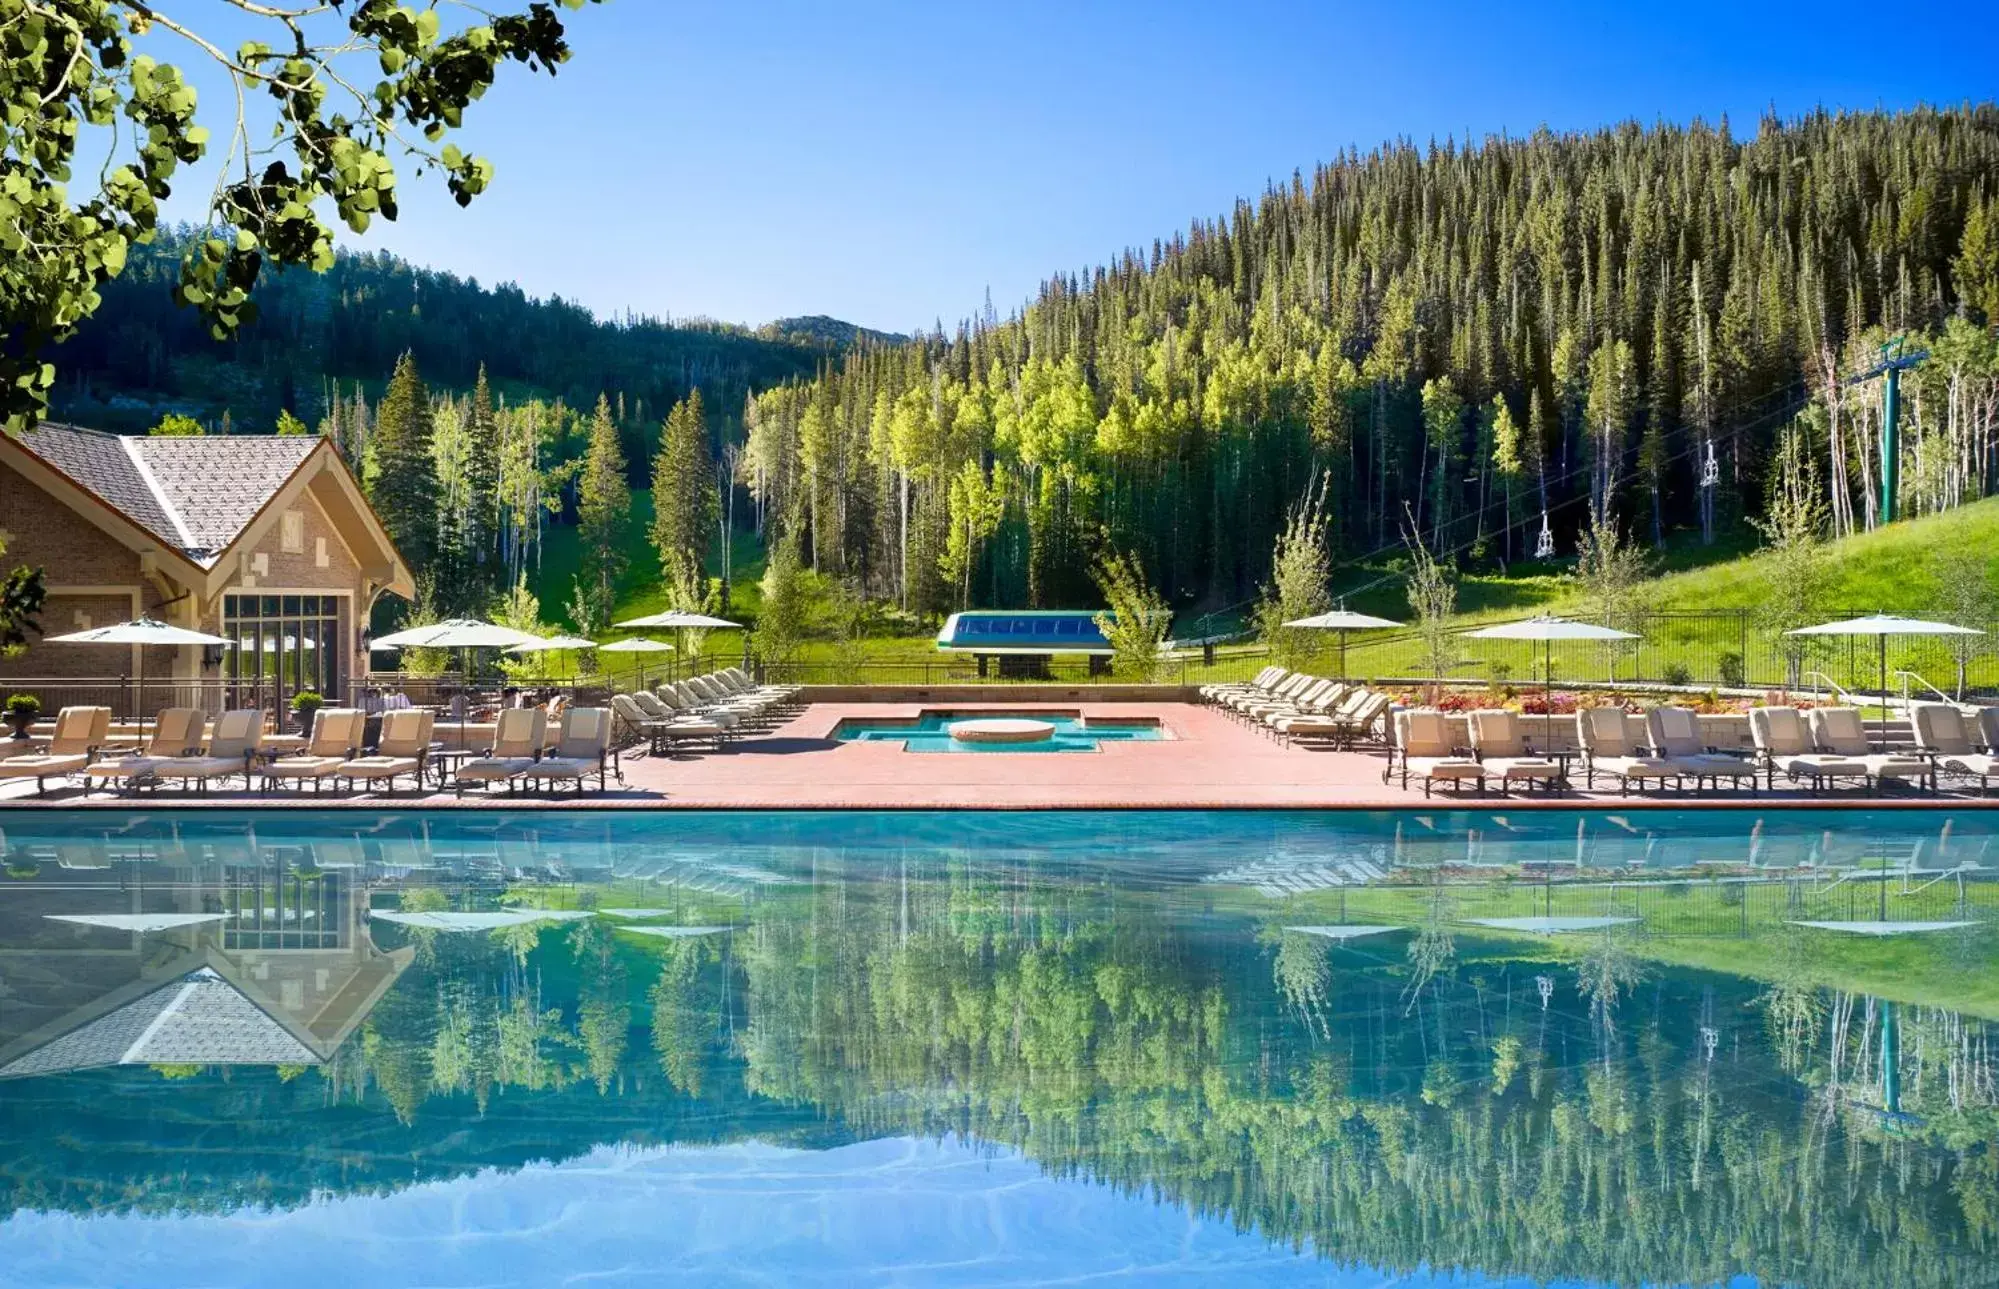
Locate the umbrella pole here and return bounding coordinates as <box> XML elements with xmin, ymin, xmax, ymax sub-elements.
<box><xmin>1880</xmin><ymin>634</ymin><xmax>1888</xmax><ymax>714</ymax></box>
<box><xmin>1339</xmin><ymin>629</ymin><xmax>1348</xmax><ymax>682</ymax></box>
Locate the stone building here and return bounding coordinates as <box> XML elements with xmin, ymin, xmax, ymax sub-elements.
<box><xmin>0</xmin><ymin>424</ymin><xmax>413</xmax><ymax>712</ymax></box>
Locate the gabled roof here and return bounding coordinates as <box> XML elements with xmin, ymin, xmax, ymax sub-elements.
<box><xmin>15</xmin><ymin>424</ymin><xmax>318</xmax><ymax>565</ymax></box>
<box><xmin>0</xmin><ymin>967</ymin><xmax>319</xmax><ymax>1078</ymax></box>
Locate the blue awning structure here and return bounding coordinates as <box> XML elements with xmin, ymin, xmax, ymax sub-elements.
<box><xmin>935</xmin><ymin>611</ymin><xmax>1115</xmax><ymax>655</ymax></box>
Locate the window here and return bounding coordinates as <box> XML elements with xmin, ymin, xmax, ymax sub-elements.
<box><xmin>222</xmin><ymin>593</ymin><xmax>342</xmax><ymax>707</ymax></box>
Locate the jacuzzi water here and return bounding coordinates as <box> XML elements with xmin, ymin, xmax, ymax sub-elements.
<box><xmin>832</xmin><ymin>710</ymin><xmax>1166</xmax><ymax>751</ymax></box>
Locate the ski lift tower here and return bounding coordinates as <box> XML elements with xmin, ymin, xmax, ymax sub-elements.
<box><xmin>1846</xmin><ymin>336</ymin><xmax>1929</xmax><ymax>525</ymax></box>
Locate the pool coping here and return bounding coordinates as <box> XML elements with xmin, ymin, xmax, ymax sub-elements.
<box><xmin>4</xmin><ymin>793</ymin><xmax>1998</xmax><ymax>812</ymax></box>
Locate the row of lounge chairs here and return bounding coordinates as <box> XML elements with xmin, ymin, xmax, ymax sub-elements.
<box><xmin>1382</xmin><ymin>699</ymin><xmax>1999</xmax><ymax>797</ymax></box>
<box><xmin>609</xmin><ymin>669</ymin><xmax>802</xmax><ymax>756</ymax></box>
<box><xmin>1199</xmin><ymin>668</ymin><xmax>1394</xmax><ymax>746</ymax></box>
<box><xmin>0</xmin><ymin>701</ymin><xmax>621</xmax><ymax>797</ymax></box>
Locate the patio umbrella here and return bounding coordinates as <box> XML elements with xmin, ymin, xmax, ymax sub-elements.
<box><xmin>1281</xmin><ymin>607</ymin><xmax>1402</xmax><ymax>680</ymax></box>
<box><xmin>615</xmin><ymin>611</ymin><xmax>741</xmax><ymax>630</ymax></box>
<box><xmin>616</xmin><ymin>610</ymin><xmax>741</xmax><ymax>675</ymax></box>
<box><xmin>503</xmin><ymin>634</ymin><xmax>594</xmax><ymax>680</ymax></box>
<box><xmin>1465</xmin><ymin>616</ymin><xmax>1641</xmax><ymax>720</ymax></box>
<box><xmin>1786</xmin><ymin>613</ymin><xmax>1983</xmax><ymax>706</ymax></box>
<box><xmin>45</xmin><ymin>616</ymin><xmax>234</xmax><ymax>720</ymax></box>
<box><xmin>371</xmin><ymin>619</ymin><xmax>547</xmax><ymax>740</ymax></box>
<box><xmin>596</xmin><ymin>637</ymin><xmax>676</xmax><ymax>654</ymax></box>
<box><xmin>503</xmin><ymin>634</ymin><xmax>596</xmax><ymax>653</ymax></box>
<box><xmin>597</xmin><ymin>636</ymin><xmax>676</xmax><ymax>687</ymax></box>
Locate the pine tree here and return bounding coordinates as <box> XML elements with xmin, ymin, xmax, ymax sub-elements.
<box><xmin>369</xmin><ymin>353</ymin><xmax>439</xmax><ymax>577</ymax></box>
<box><xmin>466</xmin><ymin>365</ymin><xmax>502</xmax><ymax>598</ymax></box>
<box><xmin>648</xmin><ymin>389</ymin><xmax>717</xmax><ymax>582</ymax></box>
<box><xmin>575</xmin><ymin>394</ymin><xmax>631</xmax><ymax>630</ymax></box>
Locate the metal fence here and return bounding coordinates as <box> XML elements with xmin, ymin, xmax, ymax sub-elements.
<box><xmin>1342</xmin><ymin>607</ymin><xmax>1999</xmax><ymax>699</ymax></box>
<box><xmin>0</xmin><ymin>675</ymin><xmax>610</xmax><ymax>723</ymax></box>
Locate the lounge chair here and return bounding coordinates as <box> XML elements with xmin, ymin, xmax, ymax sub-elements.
<box><xmin>1229</xmin><ymin>672</ymin><xmax>1315</xmax><ymax>718</ymax></box>
<box><xmin>1467</xmin><ymin>709</ymin><xmax>1566</xmax><ymax>792</ymax></box>
<box><xmin>0</xmin><ymin>705</ymin><xmax>111</xmax><ymax>794</ymax></box>
<box><xmin>150</xmin><ymin>709</ymin><xmax>264</xmax><ymax>792</ymax></box>
<box><xmin>518</xmin><ymin>706</ymin><xmax>616</xmax><ymax>793</ymax></box>
<box><xmin>614</xmin><ymin>693</ymin><xmax>724</xmax><ymax>755</ymax></box>
<box><xmin>265</xmin><ymin>708</ymin><xmax>366</xmax><ymax>793</ymax></box>
<box><xmin>1910</xmin><ymin>702</ymin><xmax>1999</xmax><ymax>790</ymax></box>
<box><xmin>1329</xmin><ymin>689</ymin><xmax>1394</xmax><ymax>747</ymax></box>
<box><xmin>84</xmin><ymin>707</ymin><xmax>206</xmax><ymax>789</ymax></box>
<box><xmin>1384</xmin><ymin>708</ymin><xmax>1488</xmax><ymax>797</ymax></box>
<box><xmin>661</xmin><ymin>683</ymin><xmax>745</xmax><ymax>731</ymax></box>
<box><xmin>716</xmin><ymin>666</ymin><xmax>798</xmax><ymax>708</ymax></box>
<box><xmin>1575</xmin><ymin>707</ymin><xmax>1679</xmax><ymax>792</ymax></box>
<box><xmin>1807</xmin><ymin>707</ymin><xmax>1933</xmax><ymax>791</ymax></box>
<box><xmin>1275</xmin><ymin>685</ymin><xmax>1366</xmax><ymax>744</ymax></box>
<box><xmin>1747</xmin><ymin>706</ymin><xmax>1872</xmax><ymax>792</ymax></box>
<box><xmin>638</xmin><ymin>690</ymin><xmax>732</xmax><ymax>744</ymax></box>
<box><xmin>453</xmin><ymin>707</ymin><xmax>546</xmax><ymax>794</ymax></box>
<box><xmin>1254</xmin><ymin>679</ymin><xmax>1341</xmax><ymax>726</ymax></box>
<box><xmin>1202</xmin><ymin>666</ymin><xmax>1285</xmax><ymax>704</ymax></box>
<box><xmin>1386</xmin><ymin>708</ymin><xmax>1488</xmax><ymax>795</ymax></box>
<box><xmin>1975</xmin><ymin>705</ymin><xmax>1999</xmax><ymax>753</ymax></box>
<box><xmin>688</xmin><ymin>673</ymin><xmax>774</xmax><ymax>722</ymax></box>
<box><xmin>336</xmin><ymin>708</ymin><xmax>435</xmax><ymax>794</ymax></box>
<box><xmin>1647</xmin><ymin>706</ymin><xmax>1758</xmax><ymax>792</ymax></box>
<box><xmin>1267</xmin><ymin>683</ymin><xmax>1352</xmax><ymax>735</ymax></box>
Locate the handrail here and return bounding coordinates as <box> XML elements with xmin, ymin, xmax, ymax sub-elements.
<box><xmin>1799</xmin><ymin>671</ymin><xmax>1854</xmax><ymax>705</ymax></box>
<box><xmin>1893</xmin><ymin>669</ymin><xmax>1955</xmax><ymax>706</ymax></box>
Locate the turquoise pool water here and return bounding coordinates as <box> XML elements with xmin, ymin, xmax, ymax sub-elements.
<box><xmin>0</xmin><ymin>808</ymin><xmax>1993</xmax><ymax>1288</ymax></box>
<box><xmin>832</xmin><ymin>710</ymin><xmax>1166</xmax><ymax>751</ymax></box>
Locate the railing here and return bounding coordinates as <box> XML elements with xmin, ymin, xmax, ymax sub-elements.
<box><xmin>1894</xmin><ymin>669</ymin><xmax>1956</xmax><ymax>706</ymax></box>
<box><xmin>1800</xmin><ymin>671</ymin><xmax>1856</xmax><ymax>706</ymax></box>
<box><xmin>0</xmin><ymin>674</ymin><xmax>612</xmax><ymax>723</ymax></box>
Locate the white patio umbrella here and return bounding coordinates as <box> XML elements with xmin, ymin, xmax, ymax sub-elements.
<box><xmin>503</xmin><ymin>634</ymin><xmax>597</xmax><ymax>654</ymax></box>
<box><xmin>596</xmin><ymin>637</ymin><xmax>676</xmax><ymax>654</ymax></box>
<box><xmin>1281</xmin><ymin>607</ymin><xmax>1403</xmax><ymax>680</ymax></box>
<box><xmin>370</xmin><ymin>619</ymin><xmax>547</xmax><ymax>651</ymax></box>
<box><xmin>45</xmin><ymin>616</ymin><xmax>234</xmax><ymax>720</ymax></box>
<box><xmin>598</xmin><ymin>636</ymin><xmax>676</xmax><ymax>686</ymax></box>
<box><xmin>371</xmin><ymin>619</ymin><xmax>548</xmax><ymax>739</ymax></box>
<box><xmin>1786</xmin><ymin>613</ymin><xmax>1983</xmax><ymax>705</ymax></box>
<box><xmin>1466</xmin><ymin>616</ymin><xmax>1641</xmax><ymax>717</ymax></box>
<box><xmin>615</xmin><ymin>611</ymin><xmax>742</xmax><ymax>630</ymax></box>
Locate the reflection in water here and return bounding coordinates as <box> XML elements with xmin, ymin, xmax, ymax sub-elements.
<box><xmin>0</xmin><ymin>810</ymin><xmax>1995</xmax><ymax>1287</ymax></box>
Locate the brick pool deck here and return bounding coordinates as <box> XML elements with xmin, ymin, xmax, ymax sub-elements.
<box><xmin>1</xmin><ymin>700</ymin><xmax>1989</xmax><ymax>810</ymax></box>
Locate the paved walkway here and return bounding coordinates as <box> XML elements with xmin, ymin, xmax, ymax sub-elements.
<box><xmin>1</xmin><ymin>702</ymin><xmax>1988</xmax><ymax>810</ymax></box>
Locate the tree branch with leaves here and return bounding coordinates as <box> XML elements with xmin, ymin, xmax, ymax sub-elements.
<box><xmin>0</xmin><ymin>0</ymin><xmax>600</xmax><ymax>430</ymax></box>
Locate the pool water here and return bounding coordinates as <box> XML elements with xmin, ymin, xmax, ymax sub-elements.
<box><xmin>0</xmin><ymin>808</ymin><xmax>1994</xmax><ymax>1288</ymax></box>
<box><xmin>832</xmin><ymin>710</ymin><xmax>1166</xmax><ymax>751</ymax></box>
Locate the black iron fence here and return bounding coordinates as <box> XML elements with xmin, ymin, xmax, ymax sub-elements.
<box><xmin>0</xmin><ymin>675</ymin><xmax>610</xmax><ymax>724</ymax></box>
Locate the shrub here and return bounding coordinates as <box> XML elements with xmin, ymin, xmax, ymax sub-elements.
<box><xmin>1717</xmin><ymin>652</ymin><xmax>1746</xmax><ymax>688</ymax></box>
<box><xmin>4</xmin><ymin>693</ymin><xmax>40</xmax><ymax>719</ymax></box>
<box><xmin>1661</xmin><ymin>661</ymin><xmax>1692</xmax><ymax>687</ymax></box>
<box><xmin>289</xmin><ymin>690</ymin><xmax>324</xmax><ymax>714</ymax></box>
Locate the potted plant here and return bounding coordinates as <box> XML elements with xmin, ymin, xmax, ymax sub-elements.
<box><xmin>4</xmin><ymin>694</ymin><xmax>40</xmax><ymax>741</ymax></box>
<box><xmin>290</xmin><ymin>689</ymin><xmax>325</xmax><ymax>735</ymax></box>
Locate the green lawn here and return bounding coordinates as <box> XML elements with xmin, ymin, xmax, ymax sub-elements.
<box><xmin>528</xmin><ymin>498</ymin><xmax>1999</xmax><ymax>690</ymax></box>
<box><xmin>1260</xmin><ymin>877</ymin><xmax>1999</xmax><ymax>1016</ymax></box>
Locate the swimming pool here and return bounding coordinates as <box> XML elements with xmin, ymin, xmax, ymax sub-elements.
<box><xmin>831</xmin><ymin>710</ymin><xmax>1167</xmax><ymax>751</ymax></box>
<box><xmin>0</xmin><ymin>808</ymin><xmax>1992</xmax><ymax>1287</ymax></box>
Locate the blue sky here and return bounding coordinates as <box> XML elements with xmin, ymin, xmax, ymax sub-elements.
<box><xmin>158</xmin><ymin>0</ymin><xmax>1999</xmax><ymax>333</ymax></box>
<box><xmin>0</xmin><ymin>1136</ymin><xmax>1591</xmax><ymax>1288</ymax></box>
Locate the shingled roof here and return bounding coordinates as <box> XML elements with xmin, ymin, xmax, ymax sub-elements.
<box><xmin>0</xmin><ymin>968</ymin><xmax>321</xmax><ymax>1078</ymax></box>
<box><xmin>15</xmin><ymin>423</ymin><xmax>320</xmax><ymax>565</ymax></box>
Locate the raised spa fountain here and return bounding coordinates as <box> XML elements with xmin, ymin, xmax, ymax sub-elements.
<box><xmin>948</xmin><ymin>717</ymin><xmax>1057</xmax><ymax>745</ymax></box>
